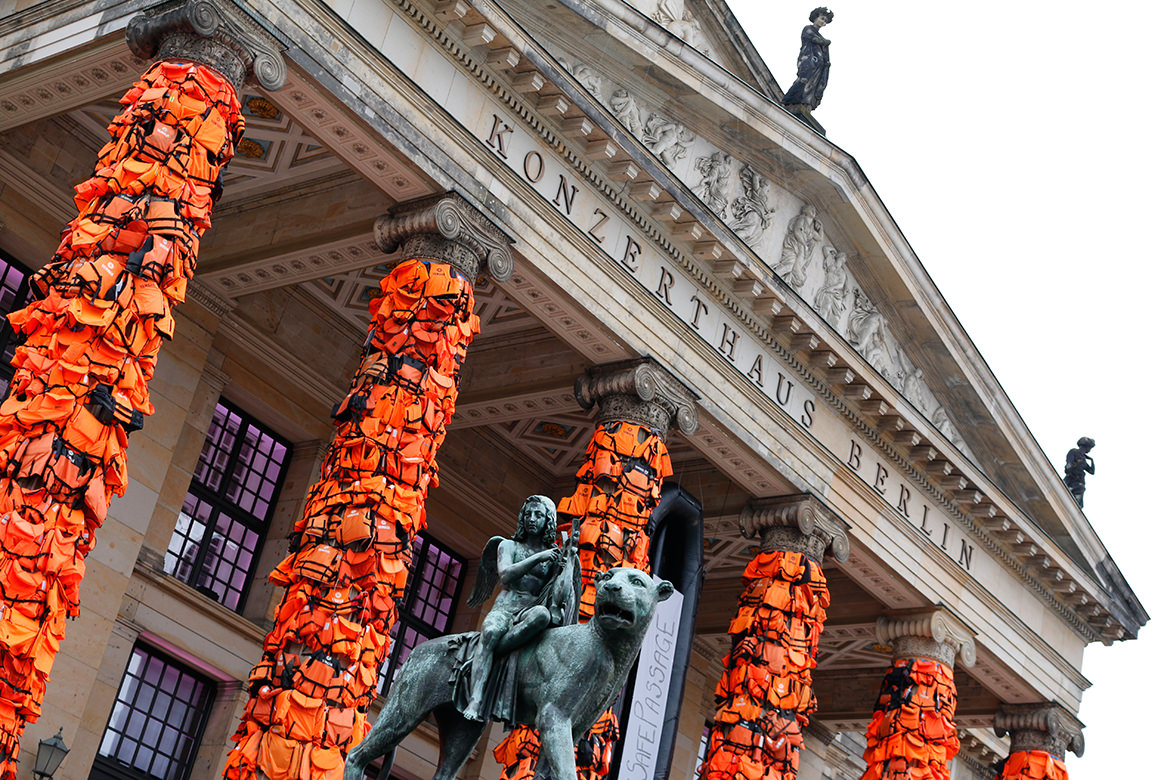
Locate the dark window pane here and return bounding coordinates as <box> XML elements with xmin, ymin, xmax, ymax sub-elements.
<box><xmin>0</xmin><ymin>251</ymin><xmax>31</xmax><ymax>399</ymax></box>
<box><xmin>167</xmin><ymin>400</ymin><xmax>290</xmax><ymax>611</ymax></box>
<box><xmin>377</xmin><ymin>533</ymin><xmax>464</xmax><ymax>694</ymax></box>
<box><xmin>94</xmin><ymin>645</ymin><xmax>213</xmax><ymax>780</ymax></box>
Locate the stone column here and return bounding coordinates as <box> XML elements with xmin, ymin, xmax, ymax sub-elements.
<box><xmin>700</xmin><ymin>495</ymin><xmax>849</xmax><ymax>780</ymax></box>
<box><xmin>223</xmin><ymin>194</ymin><xmax>512</xmax><ymax>780</ymax></box>
<box><xmin>861</xmin><ymin>608</ymin><xmax>977</xmax><ymax>780</ymax></box>
<box><xmin>992</xmin><ymin>703</ymin><xmax>1084</xmax><ymax>780</ymax></box>
<box><xmin>0</xmin><ymin>1</ymin><xmax>281</xmax><ymax>774</ymax></box>
<box><xmin>494</xmin><ymin>357</ymin><xmax>697</xmax><ymax>780</ymax></box>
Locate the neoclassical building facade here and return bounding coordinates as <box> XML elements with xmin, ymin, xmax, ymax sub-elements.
<box><xmin>0</xmin><ymin>2</ymin><xmax>1146</xmax><ymax>780</ymax></box>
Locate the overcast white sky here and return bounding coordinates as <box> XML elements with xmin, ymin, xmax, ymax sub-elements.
<box><xmin>725</xmin><ymin>1</ymin><xmax>1168</xmax><ymax>775</ymax></box>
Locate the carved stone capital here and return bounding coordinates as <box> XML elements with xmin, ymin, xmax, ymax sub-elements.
<box><xmin>374</xmin><ymin>193</ymin><xmax>514</xmax><ymax>282</ymax></box>
<box><xmin>574</xmin><ymin>357</ymin><xmax>699</xmax><ymax>435</ymax></box>
<box><xmin>994</xmin><ymin>703</ymin><xmax>1084</xmax><ymax>760</ymax></box>
<box><xmin>876</xmin><ymin>606</ymin><xmax>977</xmax><ymax>668</ymax></box>
<box><xmin>126</xmin><ymin>0</ymin><xmax>287</xmax><ymax>91</ymax></box>
<box><xmin>739</xmin><ymin>493</ymin><xmax>850</xmax><ymax>564</ymax></box>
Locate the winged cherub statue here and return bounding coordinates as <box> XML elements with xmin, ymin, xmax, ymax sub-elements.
<box><xmin>460</xmin><ymin>495</ymin><xmax>580</xmax><ymax>721</ymax></box>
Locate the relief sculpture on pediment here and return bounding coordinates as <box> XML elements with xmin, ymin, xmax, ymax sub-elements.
<box><xmin>813</xmin><ymin>245</ymin><xmax>848</xmax><ymax>327</ymax></box>
<box><xmin>572</xmin><ymin>64</ymin><xmax>604</xmax><ymax>98</ymax></box>
<box><xmin>728</xmin><ymin>163</ymin><xmax>774</xmax><ymax>248</ymax></box>
<box><xmin>609</xmin><ymin>88</ymin><xmax>643</xmax><ymax>137</ymax></box>
<box><xmin>538</xmin><ymin>48</ymin><xmax>973</xmax><ymax>458</ymax></box>
<box><xmin>643</xmin><ymin>112</ymin><xmax>695</xmax><ymax>167</ymax></box>
<box><xmin>651</xmin><ymin>0</ymin><xmax>711</xmax><ymax>55</ymax></box>
<box><xmin>775</xmin><ymin>202</ymin><xmax>823</xmax><ymax>289</ymax></box>
<box><xmin>695</xmin><ymin>151</ymin><xmax>733</xmax><ymax>218</ymax></box>
<box><xmin>847</xmin><ymin>287</ymin><xmax>891</xmax><ymax>376</ymax></box>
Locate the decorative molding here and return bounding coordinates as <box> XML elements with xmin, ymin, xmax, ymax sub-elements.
<box><xmin>955</xmin><ymin>729</ymin><xmax>1005</xmax><ymax>779</ymax></box>
<box><xmin>0</xmin><ymin>148</ymin><xmax>75</xmax><ymax>227</ymax></box>
<box><xmin>276</xmin><ymin>68</ymin><xmax>431</xmax><ymax>200</ymax></box>
<box><xmin>738</xmin><ymin>493</ymin><xmax>849</xmax><ymax>564</ymax></box>
<box><xmin>500</xmin><ymin>268</ymin><xmax>624</xmax><ymax>361</ymax></box>
<box><xmin>217</xmin><ymin>309</ymin><xmax>346</xmax><ymax>410</ymax></box>
<box><xmin>199</xmin><ymin>365</ymin><xmax>231</xmax><ymax>396</ymax></box>
<box><xmin>993</xmin><ymin>703</ymin><xmax>1085</xmax><ymax>759</ymax></box>
<box><xmin>0</xmin><ymin>43</ymin><xmax>142</xmax><ymax>133</ymax></box>
<box><xmin>876</xmin><ymin>606</ymin><xmax>977</xmax><ymax>668</ymax></box>
<box><xmin>574</xmin><ymin>356</ymin><xmax>699</xmax><ymax>435</ymax></box>
<box><xmin>200</xmin><ymin>231</ymin><xmax>383</xmax><ymax>298</ymax></box>
<box><xmin>126</xmin><ymin>0</ymin><xmax>287</xmax><ymax>91</ymax></box>
<box><xmin>448</xmin><ymin>387</ymin><xmax>580</xmax><ymax>430</ymax></box>
<box><xmin>374</xmin><ymin>192</ymin><xmax>514</xmax><ymax>281</ymax></box>
<box><xmin>187</xmin><ymin>279</ymin><xmax>237</xmax><ymax>318</ymax></box>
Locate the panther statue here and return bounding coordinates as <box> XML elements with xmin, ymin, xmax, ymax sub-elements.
<box><xmin>344</xmin><ymin>567</ymin><xmax>674</xmax><ymax>780</ymax></box>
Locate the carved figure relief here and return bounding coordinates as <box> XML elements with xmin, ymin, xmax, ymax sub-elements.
<box><xmin>728</xmin><ymin>163</ymin><xmax>774</xmax><ymax>247</ymax></box>
<box><xmin>813</xmin><ymin>245</ymin><xmax>848</xmax><ymax>326</ymax></box>
<box><xmin>643</xmin><ymin>113</ymin><xmax>695</xmax><ymax>167</ymax></box>
<box><xmin>847</xmin><ymin>287</ymin><xmax>890</xmax><ymax>374</ymax></box>
<box><xmin>932</xmin><ymin>406</ymin><xmax>959</xmax><ymax>443</ymax></box>
<box><xmin>775</xmin><ymin>202</ymin><xmax>823</xmax><ymax>288</ymax></box>
<box><xmin>652</xmin><ymin>0</ymin><xmax>711</xmax><ymax>54</ymax></box>
<box><xmin>695</xmin><ymin>151</ymin><xmax>733</xmax><ymax>217</ymax></box>
<box><xmin>609</xmin><ymin>88</ymin><xmax>643</xmax><ymax>137</ymax></box>
<box><xmin>572</xmin><ymin>64</ymin><xmax>604</xmax><ymax>98</ymax></box>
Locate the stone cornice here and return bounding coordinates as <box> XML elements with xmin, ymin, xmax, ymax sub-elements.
<box><xmin>876</xmin><ymin>606</ymin><xmax>977</xmax><ymax>668</ymax></box>
<box><xmin>994</xmin><ymin>703</ymin><xmax>1084</xmax><ymax>759</ymax></box>
<box><xmin>574</xmin><ymin>357</ymin><xmax>699</xmax><ymax>435</ymax></box>
<box><xmin>374</xmin><ymin>192</ymin><xmax>514</xmax><ymax>282</ymax></box>
<box><xmin>738</xmin><ymin>493</ymin><xmax>849</xmax><ymax>564</ymax></box>
<box><xmin>126</xmin><ymin>0</ymin><xmax>286</xmax><ymax>90</ymax></box>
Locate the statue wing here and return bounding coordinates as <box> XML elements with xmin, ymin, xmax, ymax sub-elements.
<box><xmin>467</xmin><ymin>536</ymin><xmax>505</xmax><ymax>608</ymax></box>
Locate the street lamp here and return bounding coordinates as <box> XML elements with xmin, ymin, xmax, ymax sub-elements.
<box><xmin>32</xmin><ymin>728</ymin><xmax>68</xmax><ymax>780</ymax></box>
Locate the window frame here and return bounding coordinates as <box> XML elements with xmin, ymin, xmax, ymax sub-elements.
<box><xmin>0</xmin><ymin>249</ymin><xmax>33</xmax><ymax>398</ymax></box>
<box><xmin>165</xmin><ymin>398</ymin><xmax>291</xmax><ymax>612</ymax></box>
<box><xmin>90</xmin><ymin>643</ymin><xmax>215</xmax><ymax>780</ymax></box>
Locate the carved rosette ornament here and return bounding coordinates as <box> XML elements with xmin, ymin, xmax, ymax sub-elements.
<box><xmin>226</xmin><ymin>196</ymin><xmax>510</xmax><ymax>780</ymax></box>
<box><xmin>374</xmin><ymin>193</ymin><xmax>514</xmax><ymax>282</ymax></box>
<box><xmin>496</xmin><ymin>359</ymin><xmax>695</xmax><ymax>780</ymax></box>
<box><xmin>574</xmin><ymin>357</ymin><xmax>699</xmax><ymax>435</ymax></box>
<box><xmin>991</xmin><ymin>703</ymin><xmax>1083</xmax><ymax>780</ymax></box>
<box><xmin>702</xmin><ymin>496</ymin><xmax>848</xmax><ymax>780</ymax></box>
<box><xmin>862</xmin><ymin>607</ymin><xmax>977</xmax><ymax>780</ymax></box>
<box><xmin>126</xmin><ymin>0</ymin><xmax>287</xmax><ymax>91</ymax></box>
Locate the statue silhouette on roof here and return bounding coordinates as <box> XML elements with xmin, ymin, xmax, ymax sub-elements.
<box><xmin>1063</xmin><ymin>437</ymin><xmax>1095</xmax><ymax>508</ymax></box>
<box><xmin>780</xmin><ymin>7</ymin><xmax>834</xmax><ymax>136</ymax></box>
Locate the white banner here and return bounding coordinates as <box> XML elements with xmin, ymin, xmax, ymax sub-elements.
<box><xmin>618</xmin><ymin>583</ymin><xmax>686</xmax><ymax>780</ymax></box>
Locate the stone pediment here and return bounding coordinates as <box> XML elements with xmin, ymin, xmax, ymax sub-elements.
<box><xmin>537</xmin><ymin>40</ymin><xmax>973</xmax><ymax>463</ymax></box>
<box><xmin>490</xmin><ymin>0</ymin><xmax>1132</xmax><ymax>595</ymax></box>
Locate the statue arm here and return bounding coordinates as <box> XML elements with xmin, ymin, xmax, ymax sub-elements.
<box><xmin>498</xmin><ymin>540</ymin><xmax>558</xmax><ymax>587</ymax></box>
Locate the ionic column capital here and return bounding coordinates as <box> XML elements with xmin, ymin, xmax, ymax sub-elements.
<box><xmin>374</xmin><ymin>193</ymin><xmax>514</xmax><ymax>282</ymax></box>
<box><xmin>739</xmin><ymin>493</ymin><xmax>850</xmax><ymax>564</ymax></box>
<box><xmin>126</xmin><ymin>0</ymin><xmax>287</xmax><ymax>91</ymax></box>
<box><xmin>876</xmin><ymin>606</ymin><xmax>977</xmax><ymax>668</ymax></box>
<box><xmin>575</xmin><ymin>357</ymin><xmax>699</xmax><ymax>435</ymax></box>
<box><xmin>994</xmin><ymin>702</ymin><xmax>1085</xmax><ymax>759</ymax></box>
